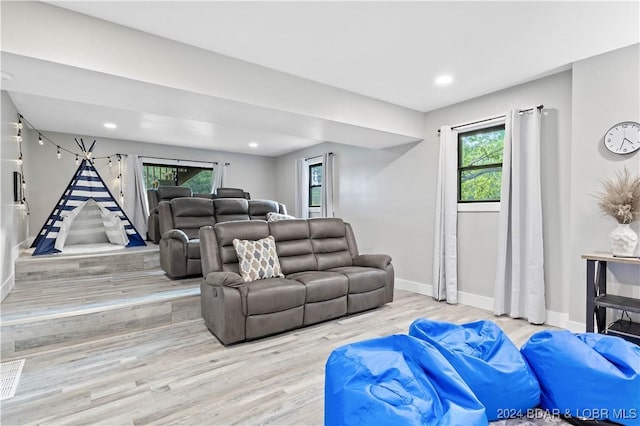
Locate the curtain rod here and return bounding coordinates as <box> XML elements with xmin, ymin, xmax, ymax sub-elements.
<box><xmin>140</xmin><ymin>155</ymin><xmax>230</xmax><ymax>166</ymax></box>
<box><xmin>305</xmin><ymin>152</ymin><xmax>334</xmax><ymax>161</ymax></box>
<box><xmin>437</xmin><ymin>105</ymin><xmax>544</xmax><ymax>135</ymax></box>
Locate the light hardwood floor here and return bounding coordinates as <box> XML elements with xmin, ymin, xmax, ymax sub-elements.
<box><xmin>1</xmin><ymin>281</ymin><xmax>557</xmax><ymax>426</ymax></box>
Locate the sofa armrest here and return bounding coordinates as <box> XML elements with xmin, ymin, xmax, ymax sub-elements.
<box><xmin>353</xmin><ymin>254</ymin><xmax>392</xmax><ymax>269</ymax></box>
<box><xmin>162</xmin><ymin>229</ymin><xmax>189</xmax><ymax>244</ymax></box>
<box><xmin>204</xmin><ymin>271</ymin><xmax>245</xmax><ymax>287</ymax></box>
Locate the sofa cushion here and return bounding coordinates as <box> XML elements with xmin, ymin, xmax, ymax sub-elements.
<box><xmin>309</xmin><ymin>218</ymin><xmax>353</xmax><ymax>270</ymax></box>
<box><xmin>249</xmin><ymin>199</ymin><xmax>280</xmax><ymax>220</ymax></box>
<box><xmin>214</xmin><ymin>198</ymin><xmax>250</xmax><ymax>222</ymax></box>
<box><xmin>157</xmin><ymin>186</ymin><xmax>192</xmax><ymax>201</ymax></box>
<box><xmin>329</xmin><ymin>266</ymin><xmax>387</xmax><ymax>294</ymax></box>
<box><xmin>245</xmin><ymin>278</ymin><xmax>306</xmax><ymax>315</ymax></box>
<box><xmin>266</xmin><ymin>212</ymin><xmax>295</xmax><ymax>222</ymax></box>
<box><xmin>287</xmin><ymin>271</ymin><xmax>348</xmax><ymax>303</ymax></box>
<box><xmin>187</xmin><ymin>239</ymin><xmax>200</xmax><ymax>259</ymax></box>
<box><xmin>214</xmin><ymin>221</ymin><xmax>270</xmax><ymax>273</ymax></box>
<box><xmin>216</xmin><ymin>188</ymin><xmax>248</xmax><ymax>199</ymax></box>
<box><xmin>171</xmin><ymin>198</ymin><xmax>215</xmax><ymax>239</ymax></box>
<box><xmin>233</xmin><ymin>235</ymin><xmax>284</xmax><ymax>282</ymax></box>
<box><xmin>269</xmin><ymin>219</ymin><xmax>317</xmax><ymax>274</ymax></box>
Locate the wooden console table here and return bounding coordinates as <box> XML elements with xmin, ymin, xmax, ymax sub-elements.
<box><xmin>582</xmin><ymin>252</ymin><xmax>640</xmax><ymax>340</ymax></box>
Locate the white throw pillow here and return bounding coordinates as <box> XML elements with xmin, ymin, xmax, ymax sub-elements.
<box><xmin>266</xmin><ymin>212</ymin><xmax>295</xmax><ymax>222</ymax></box>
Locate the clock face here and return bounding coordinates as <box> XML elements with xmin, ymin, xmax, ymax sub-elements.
<box><xmin>604</xmin><ymin>121</ymin><xmax>640</xmax><ymax>154</ymax></box>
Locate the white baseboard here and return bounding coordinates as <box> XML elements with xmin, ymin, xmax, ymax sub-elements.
<box><xmin>1</xmin><ymin>273</ymin><xmax>15</xmax><ymax>302</ymax></box>
<box><xmin>457</xmin><ymin>291</ymin><xmax>494</xmax><ymax>311</ymax></box>
<box><xmin>2</xmin><ymin>238</ymin><xmax>28</xmax><ymax>302</ymax></box>
<box><xmin>396</xmin><ymin>278</ymin><xmax>579</xmax><ymax>331</ymax></box>
<box><xmin>395</xmin><ymin>279</ymin><xmax>432</xmax><ymax>296</ymax></box>
<box><xmin>566</xmin><ymin>320</ymin><xmax>586</xmax><ymax>333</ymax></box>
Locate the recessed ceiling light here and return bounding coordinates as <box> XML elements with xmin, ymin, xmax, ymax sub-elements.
<box><xmin>248</xmin><ymin>142</ymin><xmax>259</xmax><ymax>148</ymax></box>
<box><xmin>104</xmin><ymin>122</ymin><xmax>117</xmax><ymax>129</ymax></box>
<box><xmin>1</xmin><ymin>71</ymin><xmax>13</xmax><ymax>81</ymax></box>
<box><xmin>435</xmin><ymin>74</ymin><xmax>454</xmax><ymax>86</ymax></box>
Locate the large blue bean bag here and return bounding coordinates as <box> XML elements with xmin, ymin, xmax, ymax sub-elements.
<box><xmin>408</xmin><ymin>319</ymin><xmax>540</xmax><ymax>421</ymax></box>
<box><xmin>521</xmin><ymin>330</ymin><xmax>640</xmax><ymax>426</ymax></box>
<box><xmin>325</xmin><ymin>334</ymin><xmax>488</xmax><ymax>426</ymax></box>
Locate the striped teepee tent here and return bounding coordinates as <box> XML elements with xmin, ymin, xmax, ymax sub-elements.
<box><xmin>31</xmin><ymin>139</ymin><xmax>146</xmax><ymax>256</ymax></box>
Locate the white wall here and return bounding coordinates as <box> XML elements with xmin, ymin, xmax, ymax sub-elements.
<box><xmin>1</xmin><ymin>91</ymin><xmax>29</xmax><ymax>301</ymax></box>
<box><xmin>275</xmin><ymin>140</ymin><xmax>430</xmax><ymax>285</ymax></box>
<box><xmin>23</xmin><ymin>131</ymin><xmax>278</xmax><ymax>242</ymax></box>
<box><xmin>276</xmin><ymin>47</ymin><xmax>640</xmax><ymax>331</ymax></box>
<box><xmin>276</xmin><ymin>70</ymin><xmax>576</xmax><ymax>327</ymax></box>
<box><xmin>424</xmin><ymin>71</ymin><xmax>573</xmax><ymax>318</ymax></box>
<box><xmin>568</xmin><ymin>44</ymin><xmax>640</xmax><ymax>326</ymax></box>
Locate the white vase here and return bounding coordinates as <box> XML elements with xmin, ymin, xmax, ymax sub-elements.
<box><xmin>610</xmin><ymin>223</ymin><xmax>638</xmax><ymax>257</ymax></box>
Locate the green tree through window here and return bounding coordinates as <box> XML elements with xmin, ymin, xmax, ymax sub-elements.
<box><xmin>143</xmin><ymin>163</ymin><xmax>212</xmax><ymax>194</ymax></box>
<box><xmin>309</xmin><ymin>163</ymin><xmax>322</xmax><ymax>207</ymax></box>
<box><xmin>458</xmin><ymin>125</ymin><xmax>505</xmax><ymax>202</ymax></box>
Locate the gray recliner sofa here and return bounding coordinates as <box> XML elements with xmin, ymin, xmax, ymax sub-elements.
<box><xmin>199</xmin><ymin>218</ymin><xmax>394</xmax><ymax>345</ymax></box>
<box><xmin>158</xmin><ymin>197</ymin><xmax>288</xmax><ymax>278</ymax></box>
<box><xmin>148</xmin><ymin>186</ymin><xmax>252</xmax><ymax>243</ymax></box>
<box><xmin>147</xmin><ymin>186</ymin><xmax>193</xmax><ymax>243</ymax></box>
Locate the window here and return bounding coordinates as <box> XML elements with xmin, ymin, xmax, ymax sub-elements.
<box><xmin>458</xmin><ymin>125</ymin><xmax>505</xmax><ymax>202</ymax></box>
<box><xmin>308</xmin><ymin>163</ymin><xmax>322</xmax><ymax>208</ymax></box>
<box><xmin>143</xmin><ymin>163</ymin><xmax>213</xmax><ymax>194</ymax></box>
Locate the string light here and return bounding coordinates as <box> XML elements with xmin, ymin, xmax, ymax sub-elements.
<box><xmin>15</xmin><ymin>114</ymin><xmax>29</xmax><ymax>215</ymax></box>
<box><xmin>15</xmin><ymin>114</ymin><xmax>126</xmax><ymax>216</ymax></box>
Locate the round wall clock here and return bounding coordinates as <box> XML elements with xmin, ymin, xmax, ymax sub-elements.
<box><xmin>604</xmin><ymin>121</ymin><xmax>640</xmax><ymax>154</ymax></box>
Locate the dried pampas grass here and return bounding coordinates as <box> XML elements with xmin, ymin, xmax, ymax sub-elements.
<box><xmin>596</xmin><ymin>167</ymin><xmax>640</xmax><ymax>224</ymax></box>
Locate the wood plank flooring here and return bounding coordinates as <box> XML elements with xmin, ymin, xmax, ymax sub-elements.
<box><xmin>14</xmin><ymin>245</ymin><xmax>160</xmax><ymax>283</ymax></box>
<box><xmin>1</xmin><ymin>268</ymin><xmax>202</xmax><ymax>356</ymax></box>
<box><xmin>1</xmin><ymin>286</ymin><xmax>557</xmax><ymax>425</ymax></box>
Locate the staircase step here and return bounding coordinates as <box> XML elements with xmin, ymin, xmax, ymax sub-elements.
<box><xmin>2</xmin><ymin>252</ymin><xmax>202</xmax><ymax>358</ymax></box>
<box><xmin>1</xmin><ymin>287</ymin><xmax>201</xmax><ymax>357</ymax></box>
<box><xmin>15</xmin><ymin>245</ymin><xmax>160</xmax><ymax>283</ymax></box>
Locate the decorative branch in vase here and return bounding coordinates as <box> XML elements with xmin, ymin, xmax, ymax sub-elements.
<box><xmin>596</xmin><ymin>167</ymin><xmax>640</xmax><ymax>257</ymax></box>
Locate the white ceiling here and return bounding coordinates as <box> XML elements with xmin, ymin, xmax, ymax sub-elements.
<box><xmin>2</xmin><ymin>1</ymin><xmax>639</xmax><ymax>156</ymax></box>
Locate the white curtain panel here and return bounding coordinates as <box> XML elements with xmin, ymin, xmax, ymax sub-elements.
<box><xmin>222</xmin><ymin>163</ymin><xmax>228</xmax><ymax>187</ymax></box>
<box><xmin>494</xmin><ymin>109</ymin><xmax>546</xmax><ymax>324</ymax></box>
<box><xmin>432</xmin><ymin>126</ymin><xmax>459</xmax><ymax>304</ymax></box>
<box><xmin>123</xmin><ymin>154</ymin><xmax>149</xmax><ymax>236</ymax></box>
<box><xmin>210</xmin><ymin>162</ymin><xmax>223</xmax><ymax>194</ymax></box>
<box><xmin>320</xmin><ymin>152</ymin><xmax>335</xmax><ymax>217</ymax></box>
<box><xmin>295</xmin><ymin>158</ymin><xmax>309</xmax><ymax>218</ymax></box>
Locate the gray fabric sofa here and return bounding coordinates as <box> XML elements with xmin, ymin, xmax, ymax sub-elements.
<box><xmin>147</xmin><ymin>187</ymin><xmax>252</xmax><ymax>243</ymax></box>
<box><xmin>212</xmin><ymin>187</ymin><xmax>250</xmax><ymax>199</ymax></box>
<box><xmin>158</xmin><ymin>197</ymin><xmax>288</xmax><ymax>278</ymax></box>
<box><xmin>147</xmin><ymin>186</ymin><xmax>193</xmax><ymax>243</ymax></box>
<box><xmin>199</xmin><ymin>218</ymin><xmax>394</xmax><ymax>344</ymax></box>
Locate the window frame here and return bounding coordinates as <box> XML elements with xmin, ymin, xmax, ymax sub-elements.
<box><xmin>457</xmin><ymin>124</ymin><xmax>505</xmax><ymax>204</ymax></box>
<box><xmin>308</xmin><ymin>162</ymin><xmax>323</xmax><ymax>208</ymax></box>
<box><xmin>140</xmin><ymin>157</ymin><xmax>214</xmax><ymax>194</ymax></box>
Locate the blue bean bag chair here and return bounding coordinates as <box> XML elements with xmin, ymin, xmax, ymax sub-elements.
<box><xmin>521</xmin><ymin>330</ymin><xmax>640</xmax><ymax>426</ymax></box>
<box><xmin>408</xmin><ymin>319</ymin><xmax>540</xmax><ymax>421</ymax></box>
<box><xmin>325</xmin><ymin>334</ymin><xmax>488</xmax><ymax>426</ymax></box>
